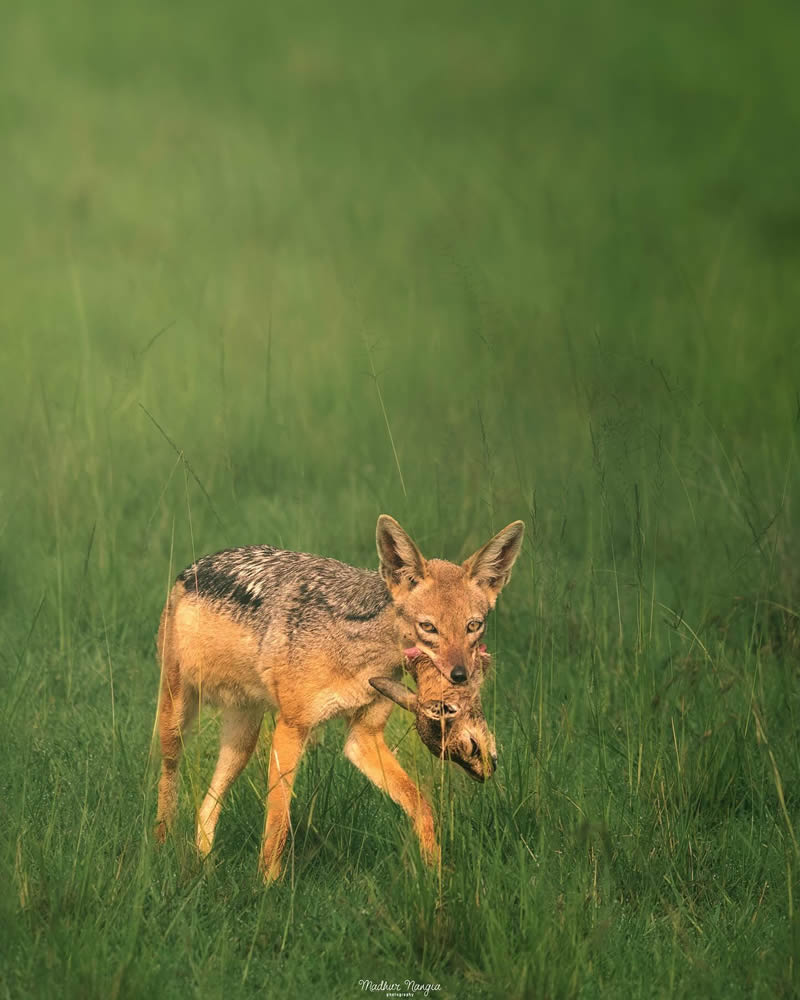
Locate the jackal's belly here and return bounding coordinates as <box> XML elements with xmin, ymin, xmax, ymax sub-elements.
<box><xmin>173</xmin><ymin>599</ymin><xmax>274</xmax><ymax>709</ymax></box>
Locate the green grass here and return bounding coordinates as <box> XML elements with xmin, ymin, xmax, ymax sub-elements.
<box><xmin>1</xmin><ymin>0</ymin><xmax>799</xmax><ymax>996</ymax></box>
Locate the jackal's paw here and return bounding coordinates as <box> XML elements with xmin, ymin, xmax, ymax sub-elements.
<box><xmin>195</xmin><ymin>826</ymin><xmax>215</xmax><ymax>857</ymax></box>
<box><xmin>415</xmin><ymin>812</ymin><xmax>438</xmax><ymax>865</ymax></box>
<box><xmin>259</xmin><ymin>854</ymin><xmax>284</xmax><ymax>885</ymax></box>
<box><xmin>424</xmin><ymin>845</ymin><xmax>441</xmax><ymax>869</ymax></box>
<box><xmin>154</xmin><ymin>820</ymin><xmax>168</xmax><ymax>845</ymax></box>
<box><xmin>418</xmin><ymin>835</ymin><xmax>440</xmax><ymax>868</ymax></box>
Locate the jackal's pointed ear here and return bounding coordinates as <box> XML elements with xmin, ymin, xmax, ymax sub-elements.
<box><xmin>369</xmin><ymin>677</ymin><xmax>418</xmax><ymax>713</ymax></box>
<box><xmin>463</xmin><ymin>520</ymin><xmax>525</xmax><ymax>606</ymax></box>
<box><xmin>376</xmin><ymin>515</ymin><xmax>427</xmax><ymax>593</ymax></box>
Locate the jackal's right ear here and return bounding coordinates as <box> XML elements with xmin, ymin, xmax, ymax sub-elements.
<box><xmin>376</xmin><ymin>515</ymin><xmax>427</xmax><ymax>592</ymax></box>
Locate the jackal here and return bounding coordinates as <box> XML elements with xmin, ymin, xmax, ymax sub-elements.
<box><xmin>154</xmin><ymin>514</ymin><xmax>524</xmax><ymax>879</ymax></box>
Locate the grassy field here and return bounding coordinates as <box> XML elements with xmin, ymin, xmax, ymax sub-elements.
<box><xmin>2</xmin><ymin>0</ymin><xmax>799</xmax><ymax>996</ymax></box>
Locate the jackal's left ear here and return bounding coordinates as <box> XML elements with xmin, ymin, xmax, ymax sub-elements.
<box><xmin>463</xmin><ymin>520</ymin><xmax>525</xmax><ymax>605</ymax></box>
<box><xmin>376</xmin><ymin>515</ymin><xmax>427</xmax><ymax>592</ymax></box>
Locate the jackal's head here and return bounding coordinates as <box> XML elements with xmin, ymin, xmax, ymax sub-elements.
<box><xmin>369</xmin><ymin>668</ymin><xmax>498</xmax><ymax>782</ymax></box>
<box><xmin>376</xmin><ymin>514</ymin><xmax>525</xmax><ymax>688</ymax></box>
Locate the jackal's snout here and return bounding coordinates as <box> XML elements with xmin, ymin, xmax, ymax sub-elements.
<box><xmin>449</xmin><ymin>663</ymin><xmax>468</xmax><ymax>684</ymax></box>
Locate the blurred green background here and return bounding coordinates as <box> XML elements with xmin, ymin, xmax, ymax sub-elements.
<box><xmin>1</xmin><ymin>1</ymin><xmax>799</xmax><ymax>997</ymax></box>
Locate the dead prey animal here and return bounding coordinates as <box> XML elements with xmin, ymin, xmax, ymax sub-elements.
<box><xmin>370</xmin><ymin>645</ymin><xmax>496</xmax><ymax>781</ymax></box>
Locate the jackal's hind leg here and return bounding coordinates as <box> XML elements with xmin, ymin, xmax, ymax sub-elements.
<box><xmin>260</xmin><ymin>717</ymin><xmax>308</xmax><ymax>882</ymax></box>
<box><xmin>344</xmin><ymin>714</ymin><xmax>438</xmax><ymax>864</ymax></box>
<box><xmin>155</xmin><ymin>679</ymin><xmax>199</xmax><ymax>843</ymax></box>
<box><xmin>196</xmin><ymin>706</ymin><xmax>264</xmax><ymax>856</ymax></box>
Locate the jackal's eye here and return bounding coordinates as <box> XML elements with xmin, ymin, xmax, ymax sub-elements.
<box><xmin>418</xmin><ymin>620</ymin><xmax>438</xmax><ymax>634</ymax></box>
<box><xmin>466</xmin><ymin>619</ymin><xmax>484</xmax><ymax>633</ymax></box>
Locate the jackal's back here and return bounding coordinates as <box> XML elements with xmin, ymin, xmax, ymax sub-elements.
<box><xmin>178</xmin><ymin>545</ymin><xmax>392</xmax><ymax>635</ymax></box>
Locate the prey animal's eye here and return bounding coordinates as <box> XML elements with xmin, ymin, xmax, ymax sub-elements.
<box><xmin>466</xmin><ymin>619</ymin><xmax>484</xmax><ymax>633</ymax></box>
<box><xmin>418</xmin><ymin>621</ymin><xmax>438</xmax><ymax>634</ymax></box>
<box><xmin>469</xmin><ymin>738</ymin><xmax>480</xmax><ymax>757</ymax></box>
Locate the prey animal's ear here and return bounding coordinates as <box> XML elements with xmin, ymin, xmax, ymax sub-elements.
<box><xmin>376</xmin><ymin>515</ymin><xmax>427</xmax><ymax>592</ymax></box>
<box><xmin>369</xmin><ymin>677</ymin><xmax>418</xmax><ymax>713</ymax></box>
<box><xmin>463</xmin><ymin>520</ymin><xmax>525</xmax><ymax>605</ymax></box>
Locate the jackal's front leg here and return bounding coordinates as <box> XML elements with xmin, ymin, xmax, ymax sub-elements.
<box><xmin>344</xmin><ymin>716</ymin><xmax>438</xmax><ymax>864</ymax></box>
<box><xmin>260</xmin><ymin>717</ymin><xmax>308</xmax><ymax>882</ymax></box>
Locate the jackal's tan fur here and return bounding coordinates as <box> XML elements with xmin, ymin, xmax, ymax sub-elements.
<box><xmin>154</xmin><ymin>515</ymin><xmax>524</xmax><ymax>880</ymax></box>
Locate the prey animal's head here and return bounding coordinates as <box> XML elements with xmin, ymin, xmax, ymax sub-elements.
<box><xmin>370</xmin><ymin>663</ymin><xmax>497</xmax><ymax>782</ymax></box>
<box><xmin>376</xmin><ymin>514</ymin><xmax>525</xmax><ymax>688</ymax></box>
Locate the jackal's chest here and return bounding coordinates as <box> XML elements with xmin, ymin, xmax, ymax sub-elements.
<box><xmin>307</xmin><ymin>676</ymin><xmax>374</xmax><ymax>723</ymax></box>
<box><xmin>270</xmin><ymin>653</ymin><xmax>396</xmax><ymax>728</ymax></box>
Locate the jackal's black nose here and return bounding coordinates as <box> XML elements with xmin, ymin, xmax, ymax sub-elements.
<box><xmin>450</xmin><ymin>664</ymin><xmax>468</xmax><ymax>684</ymax></box>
